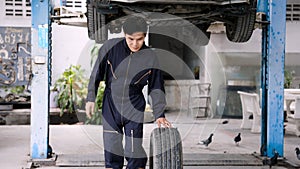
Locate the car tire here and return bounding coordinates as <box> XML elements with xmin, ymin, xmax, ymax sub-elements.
<box><xmin>149</xmin><ymin>128</ymin><xmax>183</xmax><ymax>169</ymax></box>
<box><xmin>94</xmin><ymin>10</ymin><xmax>108</xmax><ymax>44</ymax></box>
<box><xmin>225</xmin><ymin>0</ymin><xmax>257</xmax><ymax>42</ymax></box>
<box><xmin>87</xmin><ymin>4</ymin><xmax>95</xmax><ymax>40</ymax></box>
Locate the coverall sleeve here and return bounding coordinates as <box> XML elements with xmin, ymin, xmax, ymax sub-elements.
<box><xmin>86</xmin><ymin>44</ymin><xmax>108</xmax><ymax>102</ymax></box>
<box><xmin>148</xmin><ymin>66</ymin><xmax>166</xmax><ymax>120</ymax></box>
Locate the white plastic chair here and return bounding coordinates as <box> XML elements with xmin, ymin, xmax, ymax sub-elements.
<box><xmin>237</xmin><ymin>91</ymin><xmax>261</xmax><ymax>133</ymax></box>
<box><xmin>292</xmin><ymin>97</ymin><xmax>300</xmax><ymax>136</ymax></box>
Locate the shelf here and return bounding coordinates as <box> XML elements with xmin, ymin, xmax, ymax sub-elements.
<box><xmin>188</xmin><ymin>83</ymin><xmax>211</xmax><ymax>118</ymax></box>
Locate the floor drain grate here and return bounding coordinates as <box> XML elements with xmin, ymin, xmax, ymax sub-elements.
<box><xmin>183</xmin><ymin>153</ymin><xmax>263</xmax><ymax>166</ymax></box>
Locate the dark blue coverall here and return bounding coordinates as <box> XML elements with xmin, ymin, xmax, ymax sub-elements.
<box><xmin>86</xmin><ymin>38</ymin><xmax>166</xmax><ymax>169</ymax></box>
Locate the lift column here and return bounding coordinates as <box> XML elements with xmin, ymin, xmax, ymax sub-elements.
<box><xmin>258</xmin><ymin>0</ymin><xmax>287</xmax><ymax>157</ymax></box>
<box><xmin>30</xmin><ymin>0</ymin><xmax>51</xmax><ymax>159</ymax></box>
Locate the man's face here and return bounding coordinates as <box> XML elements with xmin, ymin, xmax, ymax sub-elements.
<box><xmin>125</xmin><ymin>32</ymin><xmax>145</xmax><ymax>52</ymax></box>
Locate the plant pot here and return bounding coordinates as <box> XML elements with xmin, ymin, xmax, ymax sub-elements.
<box><xmin>50</xmin><ymin>112</ymin><xmax>79</xmax><ymax>125</ymax></box>
<box><xmin>50</xmin><ymin>91</ymin><xmax>58</xmax><ymax>108</ymax></box>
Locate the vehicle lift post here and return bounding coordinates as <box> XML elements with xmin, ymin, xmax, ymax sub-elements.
<box><xmin>258</xmin><ymin>0</ymin><xmax>286</xmax><ymax>157</ymax></box>
<box><xmin>30</xmin><ymin>0</ymin><xmax>51</xmax><ymax>160</ymax></box>
<box><xmin>29</xmin><ymin>0</ymin><xmax>287</xmax><ymax>162</ymax></box>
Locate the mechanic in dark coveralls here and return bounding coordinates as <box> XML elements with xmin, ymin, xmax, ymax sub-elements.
<box><xmin>85</xmin><ymin>16</ymin><xmax>171</xmax><ymax>169</ymax></box>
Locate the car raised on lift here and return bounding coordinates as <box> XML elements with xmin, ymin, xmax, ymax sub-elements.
<box><xmin>86</xmin><ymin>0</ymin><xmax>257</xmax><ymax>44</ymax></box>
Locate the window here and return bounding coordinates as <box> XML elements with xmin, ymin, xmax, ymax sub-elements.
<box><xmin>287</xmin><ymin>3</ymin><xmax>300</xmax><ymax>21</ymax></box>
<box><xmin>5</xmin><ymin>0</ymin><xmax>31</xmax><ymax>17</ymax></box>
<box><xmin>65</xmin><ymin>0</ymin><xmax>86</xmax><ymax>13</ymax></box>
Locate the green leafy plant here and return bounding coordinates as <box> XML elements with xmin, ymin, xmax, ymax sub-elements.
<box><xmin>284</xmin><ymin>70</ymin><xmax>294</xmax><ymax>88</ymax></box>
<box><xmin>10</xmin><ymin>86</ymin><xmax>25</xmax><ymax>95</ymax></box>
<box><xmin>90</xmin><ymin>44</ymin><xmax>100</xmax><ymax>69</ymax></box>
<box><xmin>85</xmin><ymin>81</ymin><xmax>105</xmax><ymax>125</ymax></box>
<box><xmin>54</xmin><ymin>65</ymin><xmax>88</xmax><ymax>116</ymax></box>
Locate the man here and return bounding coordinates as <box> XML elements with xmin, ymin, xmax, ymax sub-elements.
<box><xmin>85</xmin><ymin>16</ymin><xmax>171</xmax><ymax>169</ymax></box>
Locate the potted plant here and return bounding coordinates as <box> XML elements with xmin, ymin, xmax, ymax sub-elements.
<box><xmin>53</xmin><ymin>65</ymin><xmax>88</xmax><ymax>124</ymax></box>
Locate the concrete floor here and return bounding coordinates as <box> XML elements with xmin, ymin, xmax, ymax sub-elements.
<box><xmin>0</xmin><ymin>111</ymin><xmax>299</xmax><ymax>169</ymax></box>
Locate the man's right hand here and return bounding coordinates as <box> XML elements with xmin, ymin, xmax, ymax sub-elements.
<box><xmin>85</xmin><ymin>102</ymin><xmax>95</xmax><ymax>119</ymax></box>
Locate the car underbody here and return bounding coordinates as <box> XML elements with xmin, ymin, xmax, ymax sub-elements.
<box><xmin>86</xmin><ymin>0</ymin><xmax>257</xmax><ymax>44</ymax></box>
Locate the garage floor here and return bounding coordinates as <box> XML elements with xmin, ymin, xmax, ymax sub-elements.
<box><xmin>0</xmin><ymin>111</ymin><xmax>299</xmax><ymax>169</ymax></box>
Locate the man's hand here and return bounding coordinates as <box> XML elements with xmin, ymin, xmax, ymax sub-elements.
<box><xmin>156</xmin><ymin>117</ymin><xmax>172</xmax><ymax>128</ymax></box>
<box><xmin>85</xmin><ymin>102</ymin><xmax>95</xmax><ymax>119</ymax></box>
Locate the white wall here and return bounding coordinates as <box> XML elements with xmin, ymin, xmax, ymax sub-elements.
<box><xmin>51</xmin><ymin>23</ymin><xmax>92</xmax><ymax>83</ymax></box>
<box><xmin>209</xmin><ymin>22</ymin><xmax>300</xmax><ymax>67</ymax></box>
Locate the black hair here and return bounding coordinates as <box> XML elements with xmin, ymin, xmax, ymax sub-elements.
<box><xmin>123</xmin><ymin>16</ymin><xmax>148</xmax><ymax>35</ymax></box>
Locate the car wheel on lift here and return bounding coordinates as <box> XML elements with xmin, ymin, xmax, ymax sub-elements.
<box><xmin>87</xmin><ymin>4</ymin><xmax>95</xmax><ymax>40</ymax></box>
<box><xmin>94</xmin><ymin>10</ymin><xmax>108</xmax><ymax>44</ymax></box>
<box><xmin>225</xmin><ymin>0</ymin><xmax>257</xmax><ymax>42</ymax></box>
<box><xmin>149</xmin><ymin>128</ymin><xmax>183</xmax><ymax>169</ymax></box>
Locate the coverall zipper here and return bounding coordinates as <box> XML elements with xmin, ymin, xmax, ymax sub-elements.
<box><xmin>131</xmin><ymin>129</ymin><xmax>134</xmax><ymax>153</ymax></box>
<box><xmin>134</xmin><ymin>70</ymin><xmax>151</xmax><ymax>85</ymax></box>
<box><xmin>120</xmin><ymin>53</ymin><xmax>132</xmax><ymax>124</ymax></box>
<box><xmin>107</xmin><ymin>60</ymin><xmax>118</xmax><ymax>79</ymax></box>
